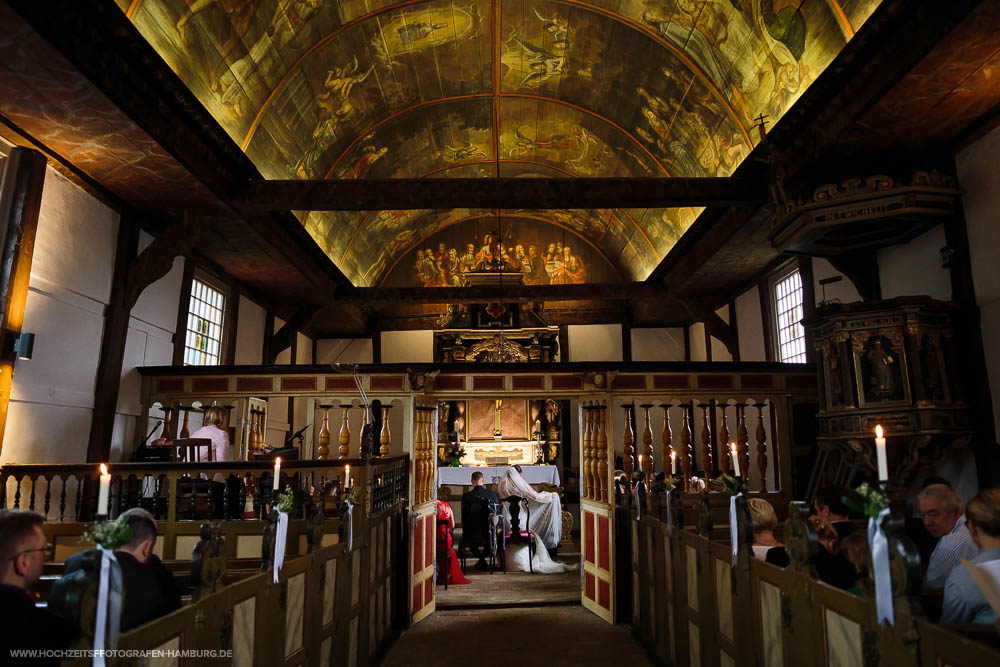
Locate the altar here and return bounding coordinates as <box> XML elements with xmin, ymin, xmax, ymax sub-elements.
<box><xmin>437</xmin><ymin>464</ymin><xmax>560</xmax><ymax>487</ymax></box>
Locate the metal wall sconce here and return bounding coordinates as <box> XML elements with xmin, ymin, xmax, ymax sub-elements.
<box><xmin>9</xmin><ymin>332</ymin><xmax>34</xmax><ymax>361</ymax></box>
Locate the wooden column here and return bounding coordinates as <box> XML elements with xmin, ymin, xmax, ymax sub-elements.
<box><xmin>595</xmin><ymin>402</ymin><xmax>608</xmax><ymax>502</ymax></box>
<box><xmin>581</xmin><ymin>403</ymin><xmax>593</xmax><ymax>500</ymax></box>
<box><xmin>640</xmin><ymin>404</ymin><xmax>654</xmax><ymax>485</ymax></box>
<box><xmin>0</xmin><ymin>148</ymin><xmax>46</xmax><ymax>457</ymax></box>
<box><xmin>171</xmin><ymin>259</ymin><xmax>195</xmax><ymax>364</ymax></box>
<box><xmin>621</xmin><ymin>404</ymin><xmax>635</xmax><ymax>493</ymax></box>
<box><xmin>717</xmin><ymin>401</ymin><xmax>731</xmax><ymax>476</ymax></box>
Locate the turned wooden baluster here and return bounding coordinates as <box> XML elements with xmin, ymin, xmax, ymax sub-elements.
<box><xmin>680</xmin><ymin>404</ymin><xmax>693</xmax><ymax>489</ymax></box>
<box><xmin>640</xmin><ymin>404</ymin><xmax>654</xmax><ymax>486</ymax></box>
<box><xmin>754</xmin><ymin>402</ymin><xmax>768</xmax><ymax>491</ymax></box>
<box><xmin>736</xmin><ymin>404</ymin><xmax>750</xmax><ymax>485</ymax></box>
<box><xmin>413</xmin><ymin>407</ymin><xmax>423</xmax><ymax>503</ymax></box>
<box><xmin>717</xmin><ymin>401</ymin><xmax>731</xmax><ymax>476</ymax></box>
<box><xmin>417</xmin><ymin>407</ymin><xmax>427</xmax><ymax>504</ymax></box>
<box><xmin>338</xmin><ymin>405</ymin><xmax>352</xmax><ymax>459</ymax></box>
<box><xmin>622</xmin><ymin>404</ymin><xmax>635</xmax><ymax>494</ymax></box>
<box><xmin>581</xmin><ymin>403</ymin><xmax>593</xmax><ymax>500</ymax></box>
<box><xmin>699</xmin><ymin>403</ymin><xmax>713</xmax><ymax>476</ymax></box>
<box><xmin>426</xmin><ymin>406</ymin><xmax>437</xmax><ymax>501</ymax></box>
<box><xmin>596</xmin><ymin>403</ymin><xmax>609</xmax><ymax>502</ymax></box>
<box><xmin>180</xmin><ymin>407</ymin><xmax>191</xmax><ymax>439</ymax></box>
<box><xmin>660</xmin><ymin>403</ymin><xmax>673</xmax><ymax>476</ymax></box>
<box><xmin>161</xmin><ymin>407</ymin><xmax>174</xmax><ymax>441</ymax></box>
<box><xmin>380</xmin><ymin>405</ymin><xmax>392</xmax><ymax>457</ymax></box>
<box><xmin>316</xmin><ymin>405</ymin><xmax>332</xmax><ymax>460</ymax></box>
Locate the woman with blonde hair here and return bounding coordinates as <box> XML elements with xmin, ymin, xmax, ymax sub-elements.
<box><xmin>941</xmin><ymin>488</ymin><xmax>1000</xmax><ymax>625</ymax></box>
<box><xmin>748</xmin><ymin>498</ymin><xmax>788</xmax><ymax>566</ymax></box>
<box><xmin>191</xmin><ymin>405</ymin><xmax>233</xmax><ymax>518</ymax></box>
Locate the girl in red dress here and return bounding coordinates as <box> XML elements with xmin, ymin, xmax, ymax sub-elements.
<box><xmin>436</xmin><ymin>501</ymin><xmax>470</xmax><ymax>585</ymax></box>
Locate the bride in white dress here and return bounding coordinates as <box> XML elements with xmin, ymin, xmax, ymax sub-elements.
<box><xmin>496</xmin><ymin>467</ymin><xmax>572</xmax><ymax>573</ymax></box>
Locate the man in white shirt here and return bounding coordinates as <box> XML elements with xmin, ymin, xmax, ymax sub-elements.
<box><xmin>919</xmin><ymin>483</ymin><xmax>980</xmax><ymax>589</ymax></box>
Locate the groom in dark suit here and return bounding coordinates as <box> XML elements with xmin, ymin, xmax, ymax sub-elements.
<box><xmin>461</xmin><ymin>471</ymin><xmax>499</xmax><ymax>570</ymax></box>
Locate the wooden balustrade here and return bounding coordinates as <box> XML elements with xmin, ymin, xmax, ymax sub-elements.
<box><xmin>640</xmin><ymin>404</ymin><xmax>654</xmax><ymax>486</ymax></box>
<box><xmin>621</xmin><ymin>403</ymin><xmax>635</xmax><ymax>493</ymax></box>
<box><xmin>717</xmin><ymin>400</ymin><xmax>731</xmax><ymax>477</ymax></box>
<box><xmin>0</xmin><ymin>457</ymin><xmax>408</xmax><ymax>562</ymax></box>
<box><xmin>627</xmin><ymin>499</ymin><xmax>1000</xmax><ymax>667</ymax></box>
<box><xmin>316</xmin><ymin>404</ymin><xmax>332</xmax><ymax>460</ymax></box>
<box><xmin>595</xmin><ymin>402</ymin><xmax>608</xmax><ymax>503</ymax></box>
<box><xmin>413</xmin><ymin>404</ymin><xmax>436</xmax><ymax>505</ymax></box>
<box><xmin>338</xmin><ymin>404</ymin><xmax>352</xmax><ymax>459</ymax></box>
<box><xmin>582</xmin><ymin>403</ymin><xmax>593</xmax><ymax>500</ymax></box>
<box><xmin>680</xmin><ymin>404</ymin><xmax>693</xmax><ymax>488</ymax></box>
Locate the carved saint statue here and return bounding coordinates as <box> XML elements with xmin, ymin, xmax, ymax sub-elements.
<box><xmin>866</xmin><ymin>339</ymin><xmax>896</xmax><ymax>398</ymax></box>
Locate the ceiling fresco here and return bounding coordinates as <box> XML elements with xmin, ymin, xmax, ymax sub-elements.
<box><xmin>123</xmin><ymin>0</ymin><xmax>884</xmax><ymax>286</ymax></box>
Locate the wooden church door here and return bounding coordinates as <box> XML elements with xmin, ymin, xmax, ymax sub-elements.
<box><xmin>580</xmin><ymin>401</ymin><xmax>616</xmax><ymax>622</ymax></box>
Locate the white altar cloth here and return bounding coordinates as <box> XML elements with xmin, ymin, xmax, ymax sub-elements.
<box><xmin>437</xmin><ymin>465</ymin><xmax>560</xmax><ymax>487</ymax></box>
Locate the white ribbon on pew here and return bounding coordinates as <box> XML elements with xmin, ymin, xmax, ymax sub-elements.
<box><xmin>634</xmin><ymin>484</ymin><xmax>641</xmax><ymax>520</ymax></box>
<box><xmin>345</xmin><ymin>501</ymin><xmax>354</xmax><ymax>552</ymax></box>
<box><xmin>273</xmin><ymin>511</ymin><xmax>289</xmax><ymax>584</ymax></box>
<box><xmin>93</xmin><ymin>545</ymin><xmax>122</xmax><ymax>667</ymax></box>
<box><xmin>869</xmin><ymin>507</ymin><xmax>893</xmax><ymax>626</ymax></box>
<box><xmin>730</xmin><ymin>492</ymin><xmax>742</xmax><ymax>566</ymax></box>
<box><xmin>665</xmin><ymin>492</ymin><xmax>673</xmax><ymax>534</ymax></box>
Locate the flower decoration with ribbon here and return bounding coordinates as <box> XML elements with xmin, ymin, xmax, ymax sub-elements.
<box><xmin>845</xmin><ymin>482</ymin><xmax>894</xmax><ymax>625</ymax></box>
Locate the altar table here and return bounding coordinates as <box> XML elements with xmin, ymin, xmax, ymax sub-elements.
<box><xmin>437</xmin><ymin>465</ymin><xmax>560</xmax><ymax>487</ymax></box>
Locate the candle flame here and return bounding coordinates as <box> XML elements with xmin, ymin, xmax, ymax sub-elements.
<box><xmin>875</xmin><ymin>425</ymin><xmax>884</xmax><ymax>438</ymax></box>
<box><xmin>670</xmin><ymin>450</ymin><xmax>677</xmax><ymax>460</ymax></box>
<box><xmin>345</xmin><ymin>464</ymin><xmax>350</xmax><ymax>473</ymax></box>
<box><xmin>275</xmin><ymin>457</ymin><xmax>281</xmax><ymax>466</ymax></box>
<box><xmin>99</xmin><ymin>463</ymin><xmax>108</xmax><ymax>475</ymax></box>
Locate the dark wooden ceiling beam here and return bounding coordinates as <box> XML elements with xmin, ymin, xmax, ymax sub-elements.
<box><xmin>334</xmin><ymin>282</ymin><xmax>662</xmax><ymax>306</ymax></box>
<box><xmin>231</xmin><ymin>177</ymin><xmax>764</xmax><ymax>212</ymax></box>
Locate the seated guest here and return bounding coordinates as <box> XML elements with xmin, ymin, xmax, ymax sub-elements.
<box><xmin>0</xmin><ymin>510</ymin><xmax>76</xmax><ymax>660</ymax></box>
<box><xmin>810</xmin><ymin>515</ymin><xmax>858</xmax><ymax>590</ymax></box>
<box><xmin>51</xmin><ymin>508</ymin><xmax>181</xmax><ymax>631</ymax></box>
<box><xmin>191</xmin><ymin>405</ymin><xmax>238</xmax><ymax>519</ymax></box>
<box><xmin>814</xmin><ymin>486</ymin><xmax>858</xmax><ymax>540</ymax></box>
<box><xmin>435</xmin><ymin>500</ymin><xmax>470</xmax><ymax>585</ymax></box>
<box><xmin>919</xmin><ymin>483</ymin><xmax>980</xmax><ymax>589</ymax></box>
<box><xmin>840</xmin><ymin>532</ymin><xmax>872</xmax><ymax>596</ymax></box>
<box><xmin>941</xmin><ymin>488</ymin><xmax>1000</xmax><ymax>625</ymax></box>
<box><xmin>749</xmin><ymin>498</ymin><xmax>789</xmax><ymax>566</ymax></box>
<box><xmin>461</xmin><ymin>472</ymin><xmax>499</xmax><ymax>570</ymax></box>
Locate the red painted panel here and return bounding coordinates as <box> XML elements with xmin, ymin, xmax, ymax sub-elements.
<box><xmin>653</xmin><ymin>375</ymin><xmax>690</xmax><ymax>389</ymax></box>
<box><xmin>584</xmin><ymin>511</ymin><xmax>595</xmax><ymax>564</ymax></box>
<box><xmin>598</xmin><ymin>516</ymin><xmax>610</xmax><ymax>571</ymax></box>
<box><xmin>413</xmin><ymin>519</ymin><xmax>423</xmax><ymax>575</ymax></box>
<box><xmin>551</xmin><ymin>376</ymin><xmax>582</xmax><ymax>390</ymax></box>
<box><xmin>280</xmin><ymin>377</ymin><xmax>316</xmax><ymax>391</ymax></box>
<box><xmin>425</xmin><ymin>515</ymin><xmax>434</xmax><ymax>568</ymax></box>
<box><xmin>157</xmin><ymin>378</ymin><xmax>184</xmax><ymax>392</ymax></box>
<box><xmin>325</xmin><ymin>377</ymin><xmax>356</xmax><ymax>390</ymax></box>
<box><xmin>434</xmin><ymin>375</ymin><xmax>465</xmax><ymax>390</ymax></box>
<box><xmin>697</xmin><ymin>374</ymin><xmax>734</xmax><ymax>389</ymax></box>
<box><xmin>473</xmin><ymin>376</ymin><xmax>504</xmax><ymax>391</ymax></box>
<box><xmin>193</xmin><ymin>377</ymin><xmax>229</xmax><ymax>392</ymax></box>
<box><xmin>412</xmin><ymin>584</ymin><xmax>422</xmax><ymax>614</ymax></box>
<box><xmin>610</xmin><ymin>375</ymin><xmax>646</xmax><ymax>390</ymax></box>
<box><xmin>585</xmin><ymin>572</ymin><xmax>596</xmax><ymax>602</ymax></box>
<box><xmin>424</xmin><ymin>577</ymin><xmax>433</xmax><ymax>606</ymax></box>
<box><xmin>371</xmin><ymin>376</ymin><xmax>404</xmax><ymax>390</ymax></box>
<box><xmin>598</xmin><ymin>579</ymin><xmax>611</xmax><ymax>610</ymax></box>
<box><xmin>236</xmin><ymin>377</ymin><xmax>272</xmax><ymax>392</ymax></box>
<box><xmin>740</xmin><ymin>374</ymin><xmax>775</xmax><ymax>389</ymax></box>
<box><xmin>512</xmin><ymin>375</ymin><xmax>544</xmax><ymax>390</ymax></box>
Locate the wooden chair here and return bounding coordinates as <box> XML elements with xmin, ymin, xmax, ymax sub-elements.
<box><xmin>459</xmin><ymin>495</ymin><xmax>501</xmax><ymax>574</ymax></box>
<box><xmin>501</xmin><ymin>495</ymin><xmax>535</xmax><ymax>573</ymax></box>
<box><xmin>172</xmin><ymin>437</ymin><xmax>214</xmax><ymax>462</ymax></box>
<box><xmin>172</xmin><ymin>438</ymin><xmax>213</xmax><ymax>519</ymax></box>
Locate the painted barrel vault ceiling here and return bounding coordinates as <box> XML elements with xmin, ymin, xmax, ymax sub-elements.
<box><xmin>121</xmin><ymin>0</ymin><xmax>883</xmax><ymax>287</ymax></box>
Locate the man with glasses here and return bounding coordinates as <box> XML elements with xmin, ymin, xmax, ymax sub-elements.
<box><xmin>0</xmin><ymin>509</ymin><xmax>75</xmax><ymax>660</ymax></box>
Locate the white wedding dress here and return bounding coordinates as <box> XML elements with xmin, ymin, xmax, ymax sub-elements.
<box><xmin>497</xmin><ymin>468</ymin><xmax>572</xmax><ymax>573</ymax></box>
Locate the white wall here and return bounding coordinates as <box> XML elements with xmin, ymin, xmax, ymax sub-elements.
<box><xmin>381</xmin><ymin>330</ymin><xmax>433</xmax><ymax>363</ymax></box>
<box><xmin>689</xmin><ymin>322</ymin><xmax>706</xmax><ymax>361</ymax></box>
<box><xmin>631</xmin><ymin>328</ymin><xmax>685</xmax><ymax>361</ymax></box>
<box><xmin>234</xmin><ymin>295</ymin><xmax>265</xmax><ymax>365</ymax></box>
<box><xmin>316</xmin><ymin>338</ymin><xmax>373</xmax><ymax>364</ymax></box>
<box><xmin>878</xmin><ymin>225</ymin><xmax>951</xmax><ymax>301</ymax></box>
<box><xmin>568</xmin><ymin>324</ymin><xmax>622</xmax><ymax>362</ymax></box>
<box><xmin>736</xmin><ymin>287</ymin><xmax>766</xmax><ymax>361</ymax></box>
<box><xmin>957</xmin><ymin>123</ymin><xmax>1000</xmax><ymax>439</ymax></box>
<box><xmin>4</xmin><ymin>167</ymin><xmax>116</xmax><ymax>464</ymax></box>
<box><xmin>813</xmin><ymin>258</ymin><xmax>861</xmax><ymax>306</ymax></box>
<box><xmin>710</xmin><ymin>305</ymin><xmax>732</xmax><ymax>362</ymax></box>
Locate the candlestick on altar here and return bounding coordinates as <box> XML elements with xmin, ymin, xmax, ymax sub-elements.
<box><xmin>273</xmin><ymin>457</ymin><xmax>282</xmax><ymax>491</ymax></box>
<box><xmin>670</xmin><ymin>450</ymin><xmax>678</xmax><ymax>475</ymax></box>
<box><xmin>875</xmin><ymin>425</ymin><xmax>888</xmax><ymax>482</ymax></box>
<box><xmin>97</xmin><ymin>463</ymin><xmax>111</xmax><ymax>517</ymax></box>
<box><xmin>730</xmin><ymin>442</ymin><xmax>741</xmax><ymax>478</ymax></box>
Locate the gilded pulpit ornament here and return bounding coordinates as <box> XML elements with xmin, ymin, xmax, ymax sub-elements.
<box><xmin>466</xmin><ymin>334</ymin><xmax>527</xmax><ymax>363</ymax></box>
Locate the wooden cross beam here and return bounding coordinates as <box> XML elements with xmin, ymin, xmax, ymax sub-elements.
<box><xmin>230</xmin><ymin>177</ymin><xmax>764</xmax><ymax>212</ymax></box>
<box><xmin>332</xmin><ymin>282</ymin><xmax>664</xmax><ymax>306</ymax></box>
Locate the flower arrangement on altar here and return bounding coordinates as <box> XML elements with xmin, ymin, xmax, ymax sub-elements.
<box><xmin>81</xmin><ymin>515</ymin><xmax>133</xmax><ymax>550</ymax></box>
<box><xmin>443</xmin><ymin>438</ymin><xmax>466</xmax><ymax>466</ymax></box>
<box><xmin>843</xmin><ymin>482</ymin><xmax>890</xmax><ymax>519</ymax></box>
<box><xmin>275</xmin><ymin>488</ymin><xmax>296</xmax><ymax>514</ymax></box>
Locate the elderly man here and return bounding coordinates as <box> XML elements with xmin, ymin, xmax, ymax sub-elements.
<box><xmin>50</xmin><ymin>508</ymin><xmax>181</xmax><ymax>631</ymax></box>
<box><xmin>0</xmin><ymin>509</ymin><xmax>75</xmax><ymax>659</ymax></box>
<box><xmin>919</xmin><ymin>483</ymin><xmax>980</xmax><ymax>589</ymax></box>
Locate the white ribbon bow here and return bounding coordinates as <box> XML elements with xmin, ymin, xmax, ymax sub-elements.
<box><xmin>868</xmin><ymin>507</ymin><xmax>893</xmax><ymax>626</ymax></box>
<box><xmin>344</xmin><ymin>501</ymin><xmax>354</xmax><ymax>552</ymax></box>
<box><xmin>730</xmin><ymin>493</ymin><xmax>742</xmax><ymax>566</ymax></box>
<box><xmin>93</xmin><ymin>546</ymin><xmax>122</xmax><ymax>667</ymax></box>
<box><xmin>273</xmin><ymin>511</ymin><xmax>289</xmax><ymax>583</ymax></box>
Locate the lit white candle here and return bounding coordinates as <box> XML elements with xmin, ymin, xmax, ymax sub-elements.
<box><xmin>97</xmin><ymin>463</ymin><xmax>110</xmax><ymax>516</ymax></box>
<box><xmin>670</xmin><ymin>450</ymin><xmax>677</xmax><ymax>475</ymax></box>
<box><xmin>731</xmin><ymin>442</ymin><xmax>741</xmax><ymax>478</ymax></box>
<box><xmin>273</xmin><ymin>457</ymin><xmax>281</xmax><ymax>491</ymax></box>
<box><xmin>345</xmin><ymin>464</ymin><xmax>351</xmax><ymax>489</ymax></box>
<box><xmin>875</xmin><ymin>425</ymin><xmax>888</xmax><ymax>482</ymax></box>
